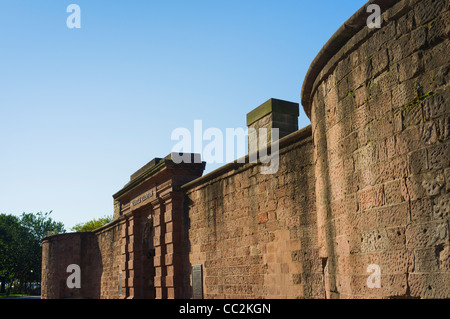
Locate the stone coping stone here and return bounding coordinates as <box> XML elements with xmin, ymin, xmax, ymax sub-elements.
<box><xmin>246</xmin><ymin>98</ymin><xmax>299</xmax><ymax>126</ymax></box>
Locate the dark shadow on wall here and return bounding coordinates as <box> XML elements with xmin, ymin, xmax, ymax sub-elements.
<box><xmin>282</xmin><ymin>132</ymin><xmax>325</xmax><ymax>298</ymax></box>
<box><xmin>141</xmin><ymin>211</ymin><xmax>156</xmax><ymax>299</ymax></box>
<box><xmin>79</xmin><ymin>233</ymin><xmax>103</xmax><ymax>299</ymax></box>
<box><xmin>314</xmin><ymin>102</ymin><xmax>339</xmax><ymax>299</ymax></box>
<box><xmin>44</xmin><ymin>232</ymin><xmax>103</xmax><ymax>299</ymax></box>
<box><xmin>183</xmin><ymin>194</ymin><xmax>194</xmax><ymax>299</ymax></box>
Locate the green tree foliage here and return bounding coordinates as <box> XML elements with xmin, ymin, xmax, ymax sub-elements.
<box><xmin>0</xmin><ymin>211</ymin><xmax>65</xmax><ymax>295</ymax></box>
<box><xmin>71</xmin><ymin>215</ymin><xmax>113</xmax><ymax>232</ymax></box>
<box><xmin>20</xmin><ymin>211</ymin><xmax>65</xmax><ymax>240</ymax></box>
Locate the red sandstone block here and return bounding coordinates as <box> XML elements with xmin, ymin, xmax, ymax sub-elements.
<box><xmin>385</xmin><ymin>274</ymin><xmax>410</xmax><ymax>298</ymax></box>
<box><xmin>164</xmin><ymin>210</ymin><xmax>174</xmax><ymax>223</ymax></box>
<box><xmin>396</xmin><ymin>126</ymin><xmax>421</xmax><ymax>155</ymax></box>
<box><xmin>414</xmin><ymin>246</ymin><xmax>448</xmax><ymax>273</ymax></box>
<box><xmin>165</xmin><ymin>275</ymin><xmax>174</xmax><ymax>287</ymax></box>
<box><xmin>358</xmin><ymin>185</ymin><xmax>385</xmax><ymax>211</ymax></box>
<box><xmin>155</xmin><ymin>287</ymin><xmax>163</xmax><ymax>299</ymax></box>
<box><xmin>153</xmin><ymin>256</ymin><xmax>162</xmax><ymax>267</ymax></box>
<box><xmin>167</xmin><ymin>287</ymin><xmax>175</xmax><ymax>299</ymax></box>
<box><xmin>384</xmin><ymin>136</ymin><xmax>397</xmax><ymax>161</ymax></box>
<box><xmin>335</xmin><ymin>235</ymin><xmax>351</xmax><ymax>256</ymax></box>
<box><xmin>120</xmin><ymin>244</ymin><xmax>126</xmax><ymax>255</ymax></box>
<box><xmin>436</xmin><ymin>116</ymin><xmax>450</xmax><ymax>143</ymax></box>
<box><xmin>433</xmin><ymin>193</ymin><xmax>450</xmax><ymax>220</ymax></box>
<box><xmin>257</xmin><ymin>212</ymin><xmax>268</xmax><ymax>224</ymax></box>
<box><xmin>166</xmin><ymin>253</ymin><xmax>183</xmax><ymax>265</ymax></box>
<box><xmin>120</xmin><ymin>260</ymin><xmax>127</xmax><ymax>271</ymax></box>
<box><xmin>427</xmin><ymin>143</ymin><xmax>450</xmax><ymax>171</ymax></box>
<box><xmin>153</xmin><ymin>213</ymin><xmax>161</xmax><ymax>226</ymax></box>
<box><xmin>422</xmin><ymin>171</ymin><xmax>446</xmax><ymax>197</ymax></box>
<box><xmin>154</xmin><ymin>226</ymin><xmax>162</xmax><ymax>237</ymax></box>
<box><xmin>393</xmin><ymin>110</ymin><xmax>403</xmax><ymax>133</ymax></box>
<box><xmin>154</xmin><ymin>246</ymin><xmax>162</xmax><ymax>256</ymax></box>
<box><xmin>398</xmin><ymin>52</ymin><xmax>424</xmax><ymax>83</ymax></box>
<box><xmin>378</xmin><ymin>249</ymin><xmax>414</xmax><ymax>275</ymax></box>
<box><xmin>127</xmin><ymin>277</ymin><xmax>134</xmax><ymax>287</ymax></box>
<box><xmin>408</xmin><ymin>273</ymin><xmax>450</xmax><ymax>298</ymax></box>
<box><xmin>358</xmin><ymin>166</ymin><xmax>376</xmax><ymax>190</ymax></box>
<box><xmin>408</xmin><ymin>149</ymin><xmax>428</xmax><ymax>175</ymax></box>
<box><xmin>403</xmin><ymin>175</ymin><xmax>426</xmax><ymax>201</ymax></box>
<box><xmin>166</xmin><ymin>243</ymin><xmax>175</xmax><ymax>254</ymax></box>
<box><xmin>376</xmin><ymin>202</ymin><xmax>410</xmax><ymax>228</ymax></box>
<box><xmin>410</xmin><ymin>197</ymin><xmax>433</xmax><ymax>222</ymax></box>
<box><xmin>165</xmin><ymin>221</ymin><xmax>174</xmax><ymax>233</ymax></box>
<box><xmin>151</xmin><ymin>236</ymin><xmax>161</xmax><ymax>248</ymax></box>
<box><xmin>391</xmin><ymin>79</ymin><xmax>417</xmax><ymax>110</ymax></box>
<box><xmin>348</xmin><ymin>273</ymin><xmax>407</xmax><ymax>298</ymax></box>
<box><xmin>127</xmin><ymin>288</ymin><xmax>135</xmax><ymax>298</ymax></box>
<box><xmin>354</xmin><ymin>210</ymin><xmax>378</xmax><ymax>233</ymax></box>
<box><xmin>352</xmin><ymin>104</ymin><xmax>372</xmax><ymax>133</ymax></box>
<box><xmin>384</xmin><ymin>179</ymin><xmax>406</xmax><ymax>206</ymax></box>
<box><xmin>423</xmin><ymin>89</ymin><xmax>449</xmax><ymax>120</ymax></box>
<box><xmin>335</xmin><ymin>216</ymin><xmax>349</xmax><ymax>238</ymax></box>
<box><xmin>154</xmin><ymin>276</ymin><xmax>163</xmax><ymax>287</ymax></box>
<box><xmin>415</xmin><ymin>0</ymin><xmax>448</xmax><ymax>25</ymax></box>
<box><xmin>155</xmin><ymin>267</ymin><xmax>162</xmax><ymax>277</ymax></box>
<box><xmin>165</xmin><ymin>232</ymin><xmax>174</xmax><ymax>244</ymax></box>
<box><xmin>406</xmin><ymin>220</ymin><xmax>449</xmax><ymax>249</ymax></box>
<box><xmin>127</xmin><ymin>242</ymin><xmax>134</xmax><ymax>253</ymax></box>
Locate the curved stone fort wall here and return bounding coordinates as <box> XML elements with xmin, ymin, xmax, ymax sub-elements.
<box><xmin>301</xmin><ymin>0</ymin><xmax>449</xmax><ymax>298</ymax></box>
<box><xmin>41</xmin><ymin>0</ymin><xmax>449</xmax><ymax>299</ymax></box>
<box><xmin>41</xmin><ymin>232</ymin><xmax>102</xmax><ymax>299</ymax></box>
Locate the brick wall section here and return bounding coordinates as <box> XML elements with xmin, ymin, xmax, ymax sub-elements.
<box><xmin>41</xmin><ymin>224</ymin><xmax>124</xmax><ymax>299</ymax></box>
<box><xmin>184</xmin><ymin>126</ymin><xmax>323</xmax><ymax>298</ymax></box>
<box><xmin>303</xmin><ymin>0</ymin><xmax>449</xmax><ymax>298</ymax></box>
<box><xmin>41</xmin><ymin>232</ymin><xmax>102</xmax><ymax>299</ymax></box>
<box><xmin>96</xmin><ymin>222</ymin><xmax>122</xmax><ymax>299</ymax></box>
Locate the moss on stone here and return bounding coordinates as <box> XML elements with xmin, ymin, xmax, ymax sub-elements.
<box><xmin>401</xmin><ymin>88</ymin><xmax>436</xmax><ymax>114</ymax></box>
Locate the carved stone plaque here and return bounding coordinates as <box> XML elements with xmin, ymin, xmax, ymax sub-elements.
<box><xmin>118</xmin><ymin>271</ymin><xmax>122</xmax><ymax>297</ymax></box>
<box><xmin>192</xmin><ymin>264</ymin><xmax>203</xmax><ymax>299</ymax></box>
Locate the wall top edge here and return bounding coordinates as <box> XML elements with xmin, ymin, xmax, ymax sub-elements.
<box><xmin>41</xmin><ymin>231</ymin><xmax>96</xmax><ymax>243</ymax></box>
<box><xmin>181</xmin><ymin>124</ymin><xmax>313</xmax><ymax>191</ymax></box>
<box><xmin>300</xmin><ymin>0</ymin><xmax>400</xmax><ymax>119</ymax></box>
<box><xmin>246</xmin><ymin>98</ymin><xmax>300</xmax><ymax>126</ymax></box>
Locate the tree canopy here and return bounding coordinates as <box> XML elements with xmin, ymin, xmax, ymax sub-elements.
<box><xmin>0</xmin><ymin>211</ymin><xmax>113</xmax><ymax>295</ymax></box>
<box><xmin>71</xmin><ymin>215</ymin><xmax>113</xmax><ymax>232</ymax></box>
<box><xmin>0</xmin><ymin>211</ymin><xmax>65</xmax><ymax>295</ymax></box>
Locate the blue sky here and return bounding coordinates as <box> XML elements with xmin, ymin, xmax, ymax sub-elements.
<box><xmin>0</xmin><ymin>0</ymin><xmax>367</xmax><ymax>231</ymax></box>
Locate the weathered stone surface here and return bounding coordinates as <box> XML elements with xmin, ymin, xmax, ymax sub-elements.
<box><xmin>304</xmin><ymin>0</ymin><xmax>450</xmax><ymax>299</ymax></box>
<box><xmin>42</xmin><ymin>0</ymin><xmax>450</xmax><ymax>300</ymax></box>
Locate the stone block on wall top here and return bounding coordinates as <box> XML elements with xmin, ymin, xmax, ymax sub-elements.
<box><xmin>246</xmin><ymin>98</ymin><xmax>299</xmax><ymax>148</ymax></box>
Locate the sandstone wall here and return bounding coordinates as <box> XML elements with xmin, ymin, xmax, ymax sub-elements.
<box><xmin>41</xmin><ymin>222</ymin><xmax>123</xmax><ymax>299</ymax></box>
<box><xmin>184</xmin><ymin>127</ymin><xmax>322</xmax><ymax>298</ymax></box>
<box><xmin>41</xmin><ymin>232</ymin><xmax>102</xmax><ymax>299</ymax></box>
<box><xmin>41</xmin><ymin>0</ymin><xmax>449</xmax><ymax>300</ymax></box>
<box><xmin>41</xmin><ymin>158</ymin><xmax>205</xmax><ymax>299</ymax></box>
<box><xmin>95</xmin><ymin>222</ymin><xmax>123</xmax><ymax>299</ymax></box>
<box><xmin>301</xmin><ymin>0</ymin><xmax>449</xmax><ymax>298</ymax></box>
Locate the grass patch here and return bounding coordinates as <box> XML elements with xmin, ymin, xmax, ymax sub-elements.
<box><xmin>0</xmin><ymin>293</ymin><xmax>30</xmax><ymax>298</ymax></box>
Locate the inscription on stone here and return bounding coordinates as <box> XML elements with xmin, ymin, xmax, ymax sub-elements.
<box><xmin>132</xmin><ymin>190</ymin><xmax>154</xmax><ymax>206</ymax></box>
<box><xmin>192</xmin><ymin>264</ymin><xmax>203</xmax><ymax>299</ymax></box>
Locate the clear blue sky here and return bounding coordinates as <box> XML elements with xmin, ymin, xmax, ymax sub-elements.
<box><xmin>0</xmin><ymin>0</ymin><xmax>367</xmax><ymax>231</ymax></box>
